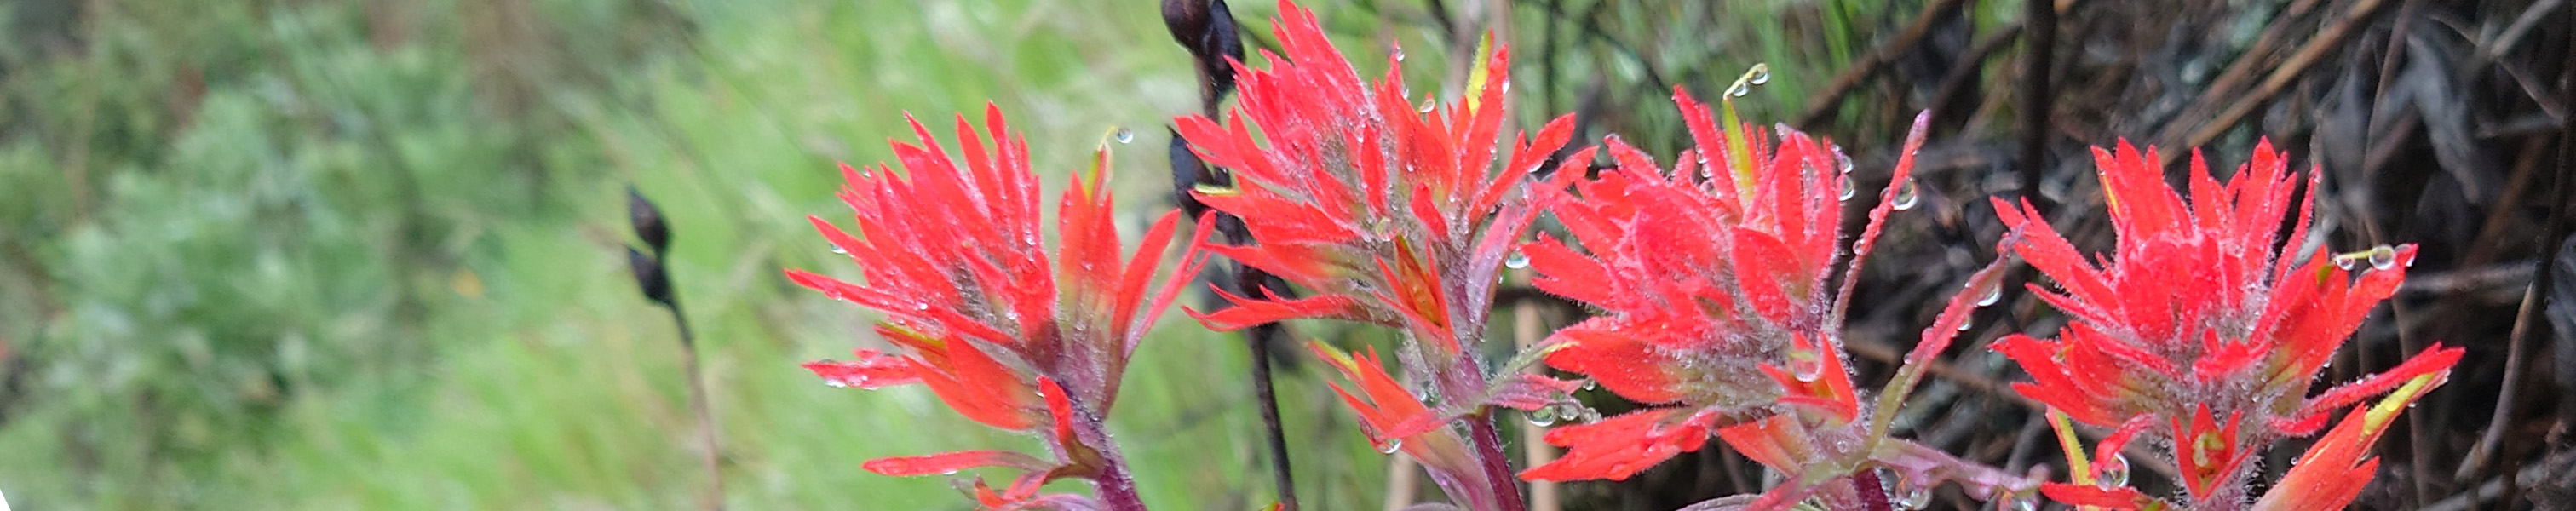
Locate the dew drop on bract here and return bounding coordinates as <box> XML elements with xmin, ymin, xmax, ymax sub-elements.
<box><xmin>1837</xmin><ymin>152</ymin><xmax>1855</xmax><ymax>174</ymax></box>
<box><xmin>1112</xmin><ymin>127</ymin><xmax>1135</xmax><ymax>144</ymax></box>
<box><xmin>829</xmin><ymin>244</ymin><xmax>848</xmax><ymax>256</ymax></box>
<box><xmin>2367</xmin><ymin>244</ymin><xmax>2397</xmax><ymax>270</ymax></box>
<box><xmin>1975</xmin><ymin>285</ymin><xmax>2002</xmax><ymax>307</ymax></box>
<box><xmin>1890</xmin><ymin>179</ymin><xmax>1921</xmax><ymax>210</ymax></box>
<box><xmin>1504</xmin><ymin>250</ymin><xmax>1530</xmax><ymax>269</ymax></box>
<box><xmin>1377</xmin><ymin>439</ymin><xmax>1404</xmax><ymax>454</ymax></box>
<box><xmin>1527</xmin><ymin>409</ymin><xmax>1559</xmax><ymax>427</ymax></box>
<box><xmin>824</xmin><ymin>379</ymin><xmax>849</xmax><ymax>388</ymax></box>
<box><xmin>2097</xmin><ymin>454</ymin><xmax>2130</xmax><ymax>487</ymax></box>
<box><xmin>1838</xmin><ymin>175</ymin><xmax>1858</xmax><ymax>201</ymax></box>
<box><xmin>1790</xmin><ymin>355</ymin><xmax>1825</xmax><ymax>382</ymax></box>
<box><xmin>1955</xmin><ymin>319</ymin><xmax>1973</xmax><ymax>331</ymax></box>
<box><xmin>1580</xmin><ymin>379</ymin><xmax>1597</xmax><ymax>391</ymax></box>
<box><xmin>2333</xmin><ymin>256</ymin><xmax>2360</xmax><ymax>270</ymax></box>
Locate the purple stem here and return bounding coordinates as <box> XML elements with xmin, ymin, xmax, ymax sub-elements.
<box><xmin>1077</xmin><ymin>416</ymin><xmax>1151</xmax><ymax>511</ymax></box>
<box><xmin>1467</xmin><ymin>412</ymin><xmax>1528</xmax><ymax>511</ymax></box>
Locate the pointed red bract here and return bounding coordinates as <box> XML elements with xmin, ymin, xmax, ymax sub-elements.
<box><xmin>1518</xmin><ymin>89</ymin><xmax>1935</xmax><ymax>483</ymax></box>
<box><xmin>788</xmin><ymin>105</ymin><xmax>1210</xmax><ymax>507</ymax></box>
<box><xmin>1993</xmin><ymin>140</ymin><xmax>2460</xmax><ymax>507</ymax></box>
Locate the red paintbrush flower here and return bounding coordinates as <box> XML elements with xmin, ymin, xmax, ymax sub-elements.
<box><xmin>1518</xmin><ymin>86</ymin><xmax>1946</xmax><ymax>484</ymax></box>
<box><xmin>1992</xmin><ymin>140</ymin><xmax>2460</xmax><ymax>507</ymax></box>
<box><xmin>787</xmin><ymin>104</ymin><xmax>1210</xmax><ymax>508</ymax></box>
<box><xmin>1171</xmin><ymin>2</ymin><xmax>1578</xmax><ymax>508</ymax></box>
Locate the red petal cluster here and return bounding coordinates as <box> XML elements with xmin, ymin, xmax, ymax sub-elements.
<box><xmin>785</xmin><ymin>105</ymin><xmax>1208</xmax><ymax>505</ymax></box>
<box><xmin>1518</xmin><ymin>89</ymin><xmax>1934</xmax><ymax>482</ymax></box>
<box><xmin>1175</xmin><ymin>1</ymin><xmax>1573</xmax><ymax>353</ymax></box>
<box><xmin>1992</xmin><ymin>140</ymin><xmax>2460</xmax><ymax>506</ymax></box>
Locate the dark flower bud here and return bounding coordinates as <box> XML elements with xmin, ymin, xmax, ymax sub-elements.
<box><xmin>629</xmin><ymin>245</ymin><xmax>674</xmax><ymax>307</ymax></box>
<box><xmin>629</xmin><ymin>185</ymin><xmax>670</xmax><ymax>255</ymax></box>
<box><xmin>1162</xmin><ymin>0</ymin><xmax>1209</xmax><ymax>54</ymax></box>
<box><xmin>1168</xmin><ymin>127</ymin><xmax>1210</xmax><ymax>220</ymax></box>
<box><xmin>1202</xmin><ymin>0</ymin><xmax>1245</xmax><ymax>99</ymax></box>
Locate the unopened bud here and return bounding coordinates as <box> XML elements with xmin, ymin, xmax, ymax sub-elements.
<box><xmin>628</xmin><ymin>185</ymin><xmax>670</xmax><ymax>255</ymax></box>
<box><xmin>628</xmin><ymin>246</ymin><xmax>673</xmax><ymax>307</ymax></box>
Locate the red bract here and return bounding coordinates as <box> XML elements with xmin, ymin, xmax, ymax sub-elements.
<box><xmin>787</xmin><ymin>105</ymin><xmax>1209</xmax><ymax>508</ymax></box>
<box><xmin>1518</xmin><ymin>87</ymin><xmax>1943</xmax><ymax>485</ymax></box>
<box><xmin>1173</xmin><ymin>2</ymin><xmax>1577</xmax><ymax>509</ymax></box>
<box><xmin>1992</xmin><ymin>140</ymin><xmax>2460</xmax><ymax>508</ymax></box>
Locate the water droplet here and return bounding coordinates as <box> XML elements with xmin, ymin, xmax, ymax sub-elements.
<box><xmin>2096</xmin><ymin>454</ymin><xmax>2130</xmax><ymax>487</ymax></box>
<box><xmin>1504</xmin><ymin>250</ymin><xmax>1530</xmax><ymax>269</ymax></box>
<box><xmin>1975</xmin><ymin>285</ymin><xmax>2002</xmax><ymax>307</ymax></box>
<box><xmin>1376</xmin><ymin>439</ymin><xmax>1404</xmax><ymax>454</ymax></box>
<box><xmin>1579</xmin><ymin>379</ymin><xmax>1597</xmax><ymax>391</ymax></box>
<box><xmin>824</xmin><ymin>379</ymin><xmax>850</xmax><ymax>388</ymax></box>
<box><xmin>1112</xmin><ymin>127</ymin><xmax>1135</xmax><ymax>144</ymax></box>
<box><xmin>829</xmin><ymin>244</ymin><xmax>848</xmax><ymax>256</ymax></box>
<box><xmin>1992</xmin><ymin>493</ymin><xmax>2033</xmax><ymax>511</ymax></box>
<box><xmin>1391</xmin><ymin>47</ymin><xmax>1406</xmax><ymax>62</ymax></box>
<box><xmin>1527</xmin><ymin>409</ymin><xmax>1559</xmax><ymax>427</ymax></box>
<box><xmin>1885</xmin><ymin>473</ymin><xmax>1931</xmax><ymax>510</ymax></box>
<box><xmin>1790</xmin><ymin>353</ymin><xmax>1825</xmax><ymax>382</ymax></box>
<box><xmin>1890</xmin><ymin>179</ymin><xmax>1921</xmax><ymax>210</ymax></box>
<box><xmin>1749</xmin><ymin>67</ymin><xmax>1772</xmax><ymax>85</ymax></box>
<box><xmin>1955</xmin><ymin>319</ymin><xmax>1974</xmax><ymax>331</ymax></box>
<box><xmin>1727</xmin><ymin>83</ymin><xmax>1751</xmax><ymax>97</ymax></box>
<box><xmin>1837</xmin><ymin>152</ymin><xmax>1855</xmax><ymax>174</ymax></box>
<box><xmin>1555</xmin><ymin>404</ymin><xmax>1582</xmax><ymax>422</ymax></box>
<box><xmin>2334</xmin><ymin>256</ymin><xmax>2359</xmax><ymax>270</ymax></box>
<box><xmin>1838</xmin><ymin>175</ymin><xmax>1858</xmax><ymax>201</ymax></box>
<box><xmin>2367</xmin><ymin>244</ymin><xmax>2396</xmax><ymax>270</ymax></box>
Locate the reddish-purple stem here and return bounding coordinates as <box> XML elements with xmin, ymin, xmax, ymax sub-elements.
<box><xmin>1468</xmin><ymin>412</ymin><xmax>1528</xmax><ymax>511</ymax></box>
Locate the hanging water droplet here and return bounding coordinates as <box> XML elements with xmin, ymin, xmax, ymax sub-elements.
<box><xmin>1837</xmin><ymin>152</ymin><xmax>1855</xmax><ymax>174</ymax></box>
<box><xmin>1527</xmin><ymin>409</ymin><xmax>1559</xmax><ymax>427</ymax></box>
<box><xmin>1112</xmin><ymin>127</ymin><xmax>1135</xmax><ymax>144</ymax></box>
<box><xmin>1418</xmin><ymin>99</ymin><xmax>1438</xmax><ymax>113</ymax></box>
<box><xmin>1955</xmin><ymin>319</ymin><xmax>1974</xmax><ymax>331</ymax></box>
<box><xmin>829</xmin><ymin>244</ymin><xmax>848</xmax><ymax>256</ymax></box>
<box><xmin>1749</xmin><ymin>66</ymin><xmax>1772</xmax><ymax>85</ymax></box>
<box><xmin>1504</xmin><ymin>250</ymin><xmax>1530</xmax><ymax>269</ymax></box>
<box><xmin>1555</xmin><ymin>404</ymin><xmax>1582</xmax><ymax>422</ymax></box>
<box><xmin>1579</xmin><ymin>379</ymin><xmax>1597</xmax><ymax>391</ymax></box>
<box><xmin>2367</xmin><ymin>244</ymin><xmax>2396</xmax><ymax>270</ymax></box>
<box><xmin>1377</xmin><ymin>439</ymin><xmax>1404</xmax><ymax>454</ymax></box>
<box><xmin>1993</xmin><ymin>493</ymin><xmax>2033</xmax><ymax>511</ymax></box>
<box><xmin>824</xmin><ymin>379</ymin><xmax>850</xmax><ymax>388</ymax></box>
<box><xmin>1890</xmin><ymin>179</ymin><xmax>1921</xmax><ymax>210</ymax></box>
<box><xmin>2096</xmin><ymin>453</ymin><xmax>2131</xmax><ymax>487</ymax></box>
<box><xmin>1838</xmin><ymin>175</ymin><xmax>1858</xmax><ymax>201</ymax></box>
<box><xmin>1728</xmin><ymin>83</ymin><xmax>1751</xmax><ymax>97</ymax></box>
<box><xmin>1886</xmin><ymin>473</ymin><xmax>1931</xmax><ymax>510</ymax></box>
<box><xmin>1975</xmin><ymin>285</ymin><xmax>2002</xmax><ymax>307</ymax></box>
<box><xmin>2334</xmin><ymin>255</ymin><xmax>2360</xmax><ymax>270</ymax></box>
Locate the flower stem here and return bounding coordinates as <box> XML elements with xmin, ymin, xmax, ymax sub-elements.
<box><xmin>1080</xmin><ymin>419</ymin><xmax>1152</xmax><ymax>511</ymax></box>
<box><xmin>1467</xmin><ymin>411</ymin><xmax>1527</xmax><ymax>511</ymax></box>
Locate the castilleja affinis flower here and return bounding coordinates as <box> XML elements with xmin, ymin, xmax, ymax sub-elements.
<box><xmin>1992</xmin><ymin>140</ymin><xmax>2459</xmax><ymax>509</ymax></box>
<box><xmin>789</xmin><ymin>105</ymin><xmax>1210</xmax><ymax>510</ymax></box>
